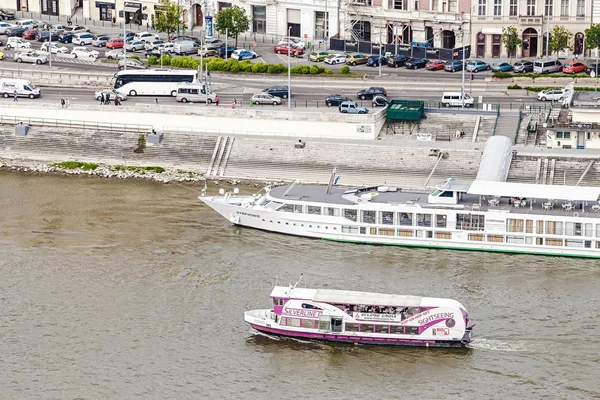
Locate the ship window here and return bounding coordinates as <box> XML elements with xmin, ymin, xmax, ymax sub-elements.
<box><xmin>381</xmin><ymin>211</ymin><xmax>394</xmax><ymax>225</ymax></box>
<box><xmin>273</xmin><ymin>298</ymin><xmax>284</xmax><ymax>306</ymax></box>
<box><xmin>435</xmin><ymin>232</ymin><xmax>451</xmax><ymax>239</ymax></box>
<box><xmin>596</xmin><ymin>224</ymin><xmax>600</xmax><ymax>237</ymax></box>
<box><xmin>265</xmin><ymin>201</ymin><xmax>284</xmax><ymax>210</ymax></box>
<box><xmin>390</xmin><ymin>325</ymin><xmax>404</xmax><ymax>334</ymax></box>
<box><xmin>362</xmin><ymin>210</ymin><xmax>376</xmax><ymax>224</ymax></box>
<box><xmin>370</xmin><ymin>227</ymin><xmax>377</xmax><ymax>235</ymax></box>
<box><xmin>456</xmin><ymin>213</ymin><xmax>485</xmax><ymax>231</ymax></box>
<box><xmin>345</xmin><ymin>323</ymin><xmax>359</xmax><ymax>331</ymax></box>
<box><xmin>426</xmin><ymin>231</ymin><xmax>433</xmax><ymax>238</ymax></box>
<box><xmin>280</xmin><ymin>203</ymin><xmax>303</xmax><ymax>213</ymax></box>
<box><xmin>405</xmin><ymin>326</ymin><xmax>419</xmax><ymax>335</ymax></box>
<box><xmin>289</xmin><ymin>318</ymin><xmax>301</xmax><ymax>327</ymax></box>
<box><xmin>596</xmin><ymin>241</ymin><xmax>600</xmax><ymax>249</ymax></box>
<box><xmin>360</xmin><ymin>227</ymin><xmax>367</xmax><ymax>234</ymax></box>
<box><xmin>379</xmin><ymin>228</ymin><xmax>395</xmax><ymax>236</ymax></box>
<box><xmin>546</xmin><ymin>221</ymin><xmax>564</xmax><ymax>235</ymax></box>
<box><xmin>398</xmin><ymin>229</ymin><xmax>413</xmax><ymax>237</ymax></box>
<box><xmin>507</xmin><ymin>219</ymin><xmax>524</xmax><ymax>232</ymax></box>
<box><xmin>417</xmin><ymin>213</ymin><xmax>432</xmax><ymax>227</ymax></box>
<box><xmin>566</xmin><ymin>239</ymin><xmax>583</xmax><ymax>248</ymax></box>
<box><xmin>436</xmin><ymin>215</ymin><xmax>447</xmax><ymax>228</ymax></box>
<box><xmin>360</xmin><ymin>324</ymin><xmax>375</xmax><ymax>333</ymax></box>
<box><xmin>487</xmin><ymin>234</ymin><xmax>504</xmax><ymax>243</ymax></box>
<box><xmin>344</xmin><ymin>209</ymin><xmax>357</xmax><ymax>221</ymax></box>
<box><xmin>342</xmin><ymin>226</ymin><xmax>359</xmax><ymax>234</ymax></box>
<box><xmin>536</xmin><ymin>238</ymin><xmax>544</xmax><ymax>245</ymax></box>
<box><xmin>537</xmin><ymin>221</ymin><xmax>544</xmax><ymax>234</ymax></box>
<box><xmin>324</xmin><ymin>207</ymin><xmax>340</xmax><ymax>216</ymax></box>
<box><xmin>585</xmin><ymin>223</ymin><xmax>593</xmax><ymax>236</ymax></box>
<box><xmin>375</xmin><ymin>325</ymin><xmax>389</xmax><ymax>333</ymax></box>
<box><xmin>585</xmin><ymin>240</ymin><xmax>592</xmax><ymax>248</ymax></box>
<box><xmin>440</xmin><ymin>191</ymin><xmax>453</xmax><ymax>197</ymax></box>
<box><xmin>525</xmin><ymin>237</ymin><xmax>533</xmax><ymax>244</ymax></box>
<box><xmin>469</xmin><ymin>233</ymin><xmax>484</xmax><ymax>241</ymax></box>
<box><xmin>506</xmin><ymin>235</ymin><xmax>524</xmax><ymax>244</ymax></box>
<box><xmin>575</xmin><ymin>223</ymin><xmax>582</xmax><ymax>236</ymax></box>
<box><xmin>302</xmin><ymin>319</ymin><xmax>315</xmax><ymax>329</ymax></box>
<box><xmin>546</xmin><ymin>238</ymin><xmax>563</xmax><ymax>246</ymax></box>
<box><xmin>565</xmin><ymin>222</ymin><xmax>575</xmax><ymax>236</ymax></box>
<box><xmin>399</xmin><ymin>212</ymin><xmax>413</xmax><ymax>225</ymax></box>
<box><xmin>416</xmin><ymin>230</ymin><xmax>424</xmax><ymax>238</ymax></box>
<box><xmin>526</xmin><ymin>220</ymin><xmax>533</xmax><ymax>233</ymax></box>
<box><xmin>307</xmin><ymin>206</ymin><xmax>322</xmax><ymax>215</ymax></box>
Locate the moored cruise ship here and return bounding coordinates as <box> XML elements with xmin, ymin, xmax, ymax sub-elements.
<box><xmin>200</xmin><ymin>138</ymin><xmax>600</xmax><ymax>259</ymax></box>
<box><xmin>244</xmin><ymin>283</ymin><xmax>473</xmax><ymax>348</ymax></box>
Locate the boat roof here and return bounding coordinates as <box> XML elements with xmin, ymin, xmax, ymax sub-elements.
<box><xmin>271</xmin><ymin>286</ymin><xmax>456</xmax><ymax>308</ymax></box>
<box><xmin>467</xmin><ymin>180</ymin><xmax>600</xmax><ymax>202</ymax></box>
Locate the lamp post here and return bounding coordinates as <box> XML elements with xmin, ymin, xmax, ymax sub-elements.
<box><xmin>461</xmin><ymin>28</ymin><xmax>465</xmax><ymax>108</ymax></box>
<box><xmin>324</xmin><ymin>0</ymin><xmax>328</xmax><ymax>51</ymax></box>
<box><xmin>123</xmin><ymin>10</ymin><xmax>127</xmax><ymax>70</ymax></box>
<box><xmin>47</xmin><ymin>24</ymin><xmax>52</xmax><ymax>68</ymax></box>
<box><xmin>177</xmin><ymin>0</ymin><xmax>181</xmax><ymax>37</ymax></box>
<box><xmin>378</xmin><ymin>22</ymin><xmax>382</xmax><ymax>78</ymax></box>
<box><xmin>596</xmin><ymin>46</ymin><xmax>599</xmax><ymax>91</ymax></box>
<box><xmin>288</xmin><ymin>26</ymin><xmax>291</xmax><ymax>109</ymax></box>
<box><xmin>545</xmin><ymin>2</ymin><xmax>550</xmax><ymax>58</ymax></box>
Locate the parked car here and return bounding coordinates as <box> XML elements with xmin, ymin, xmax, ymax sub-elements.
<box><xmin>40</xmin><ymin>41</ymin><xmax>68</xmax><ymax>54</ymax></box>
<box><xmin>134</xmin><ymin>31</ymin><xmax>159</xmax><ymax>41</ymax></box>
<box><xmin>73</xmin><ymin>32</ymin><xmax>94</xmax><ymax>45</ymax></box>
<box><xmin>466</xmin><ymin>60</ymin><xmax>490</xmax><ymax>72</ymax></box>
<box><xmin>366</xmin><ymin>55</ymin><xmax>386</xmax><ymax>67</ymax></box>
<box><xmin>274</xmin><ymin>43</ymin><xmax>303</xmax><ymax>56</ymax></box>
<box><xmin>216</xmin><ymin>45</ymin><xmax>236</xmax><ymax>58</ymax></box>
<box><xmin>119</xmin><ymin>31</ymin><xmax>135</xmax><ymax>41</ymax></box>
<box><xmin>278</xmin><ymin>37</ymin><xmax>305</xmax><ymax>48</ymax></box>
<box><xmin>71</xmin><ymin>46</ymin><xmax>99</xmax><ymax>59</ymax></box>
<box><xmin>105</xmin><ymin>37</ymin><xmax>124</xmax><ymax>49</ymax></box>
<box><xmin>425</xmin><ymin>59</ymin><xmax>445</xmax><ymax>70</ymax></box>
<box><xmin>324</xmin><ymin>54</ymin><xmax>346</xmax><ymax>65</ymax></box>
<box><xmin>372</xmin><ymin>95</ymin><xmax>390</xmax><ymax>107</ymax></box>
<box><xmin>562</xmin><ymin>61</ymin><xmax>586</xmax><ymax>74</ymax></box>
<box><xmin>144</xmin><ymin>39</ymin><xmax>164</xmax><ymax>50</ymax></box>
<box><xmin>198</xmin><ymin>45</ymin><xmax>217</xmax><ymax>57</ymax></box>
<box><xmin>95</xmin><ymin>89</ymin><xmax>127</xmax><ymax>102</ymax></box>
<box><xmin>345</xmin><ymin>52</ymin><xmax>368</xmax><ymax>66</ymax></box>
<box><xmin>357</xmin><ymin>87</ymin><xmax>387</xmax><ymax>100</ymax></box>
<box><xmin>125</xmin><ymin>40</ymin><xmax>145</xmax><ymax>52</ymax></box>
<box><xmin>57</xmin><ymin>32</ymin><xmax>75</xmax><ymax>43</ymax></box>
<box><xmin>537</xmin><ymin>89</ymin><xmax>566</xmax><ymax>101</ymax></box>
<box><xmin>172</xmin><ymin>35</ymin><xmax>200</xmax><ymax>43</ymax></box>
<box><xmin>14</xmin><ymin>50</ymin><xmax>48</xmax><ymax>64</ymax></box>
<box><xmin>105</xmin><ymin>48</ymin><xmax>125</xmax><ymax>59</ymax></box>
<box><xmin>22</xmin><ymin>29</ymin><xmax>38</xmax><ymax>40</ymax></box>
<box><xmin>118</xmin><ymin>58</ymin><xmax>147</xmax><ymax>70</ymax></box>
<box><xmin>65</xmin><ymin>25</ymin><xmax>89</xmax><ymax>34</ymax></box>
<box><xmin>92</xmin><ymin>35</ymin><xmax>110</xmax><ymax>47</ymax></box>
<box><xmin>585</xmin><ymin>63</ymin><xmax>600</xmax><ymax>75</ymax></box>
<box><xmin>50</xmin><ymin>24</ymin><xmax>66</xmax><ymax>33</ymax></box>
<box><xmin>386</xmin><ymin>55</ymin><xmax>408</xmax><ymax>68</ymax></box>
<box><xmin>513</xmin><ymin>60</ymin><xmax>534</xmax><ymax>73</ymax></box>
<box><xmin>6</xmin><ymin>26</ymin><xmax>27</xmax><ymax>37</ymax></box>
<box><xmin>145</xmin><ymin>43</ymin><xmax>175</xmax><ymax>57</ymax></box>
<box><xmin>0</xmin><ymin>51</ymin><xmax>4</xmax><ymax>60</ymax></box>
<box><xmin>325</xmin><ymin>94</ymin><xmax>350</xmax><ymax>107</ymax></box>
<box><xmin>0</xmin><ymin>22</ymin><xmax>16</xmax><ymax>34</ymax></box>
<box><xmin>35</xmin><ymin>31</ymin><xmax>59</xmax><ymax>42</ymax></box>
<box><xmin>339</xmin><ymin>100</ymin><xmax>368</xmax><ymax>114</ymax></box>
<box><xmin>491</xmin><ymin>61</ymin><xmax>513</xmax><ymax>72</ymax></box>
<box><xmin>0</xmin><ymin>9</ymin><xmax>16</xmax><ymax>20</ymax></box>
<box><xmin>405</xmin><ymin>58</ymin><xmax>427</xmax><ymax>69</ymax></box>
<box><xmin>204</xmin><ymin>38</ymin><xmax>224</xmax><ymax>50</ymax></box>
<box><xmin>234</xmin><ymin>50</ymin><xmax>258</xmax><ymax>60</ymax></box>
<box><xmin>310</xmin><ymin>51</ymin><xmax>331</xmax><ymax>62</ymax></box>
<box><xmin>252</xmin><ymin>93</ymin><xmax>282</xmax><ymax>105</ymax></box>
<box><xmin>15</xmin><ymin>19</ymin><xmax>37</xmax><ymax>29</ymax></box>
<box><xmin>264</xmin><ymin>85</ymin><xmax>289</xmax><ymax>99</ymax></box>
<box><xmin>5</xmin><ymin>37</ymin><xmax>31</xmax><ymax>50</ymax></box>
<box><xmin>174</xmin><ymin>41</ymin><xmax>200</xmax><ymax>55</ymax></box>
<box><xmin>444</xmin><ymin>60</ymin><xmax>464</xmax><ymax>72</ymax></box>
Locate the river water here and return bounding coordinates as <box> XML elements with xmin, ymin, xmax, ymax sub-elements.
<box><xmin>1</xmin><ymin>170</ymin><xmax>599</xmax><ymax>399</ymax></box>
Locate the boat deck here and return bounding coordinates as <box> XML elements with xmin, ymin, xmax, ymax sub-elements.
<box><xmin>269</xmin><ymin>184</ymin><xmax>600</xmax><ymax>218</ymax></box>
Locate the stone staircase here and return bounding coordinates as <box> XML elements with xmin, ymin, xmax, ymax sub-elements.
<box><xmin>493</xmin><ymin>111</ymin><xmax>520</xmax><ymax>142</ymax></box>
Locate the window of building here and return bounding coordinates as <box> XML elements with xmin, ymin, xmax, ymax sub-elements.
<box><xmin>433</xmin><ymin>0</ymin><xmax>439</xmax><ymax>11</ymax></box>
<box><xmin>561</xmin><ymin>0</ymin><xmax>569</xmax><ymax>14</ymax></box>
<box><xmin>394</xmin><ymin>0</ymin><xmax>407</xmax><ymax>10</ymax></box>
<box><xmin>315</xmin><ymin>11</ymin><xmax>328</xmax><ymax>40</ymax></box>
<box><xmin>494</xmin><ymin>0</ymin><xmax>502</xmax><ymax>15</ymax></box>
<box><xmin>399</xmin><ymin>212</ymin><xmax>413</xmax><ymax>225</ymax></box>
<box><xmin>478</xmin><ymin>0</ymin><xmax>487</xmax><ymax>15</ymax></box>
<box><xmin>436</xmin><ymin>215</ymin><xmax>447</xmax><ymax>228</ymax></box>
<box><xmin>381</xmin><ymin>211</ymin><xmax>394</xmax><ymax>225</ymax></box>
<box><xmin>344</xmin><ymin>209</ymin><xmax>357</xmax><ymax>222</ymax></box>
<box><xmin>417</xmin><ymin>213</ymin><xmax>432</xmax><ymax>227</ymax></box>
<box><xmin>252</xmin><ymin>5</ymin><xmax>266</xmax><ymax>33</ymax></box>
<box><xmin>492</xmin><ymin>34</ymin><xmax>501</xmax><ymax>57</ymax></box>
<box><xmin>362</xmin><ymin>210</ymin><xmax>376</xmax><ymax>224</ymax></box>
<box><xmin>510</xmin><ymin>0</ymin><xmax>518</xmax><ymax>15</ymax></box>
<box><xmin>449</xmin><ymin>0</ymin><xmax>458</xmax><ymax>12</ymax></box>
<box><xmin>556</xmin><ymin>132</ymin><xmax>571</xmax><ymax>139</ymax></box>
<box><xmin>576</xmin><ymin>0</ymin><xmax>584</xmax><ymax>15</ymax></box>
<box><xmin>456</xmin><ymin>214</ymin><xmax>485</xmax><ymax>231</ymax></box>
<box><xmin>527</xmin><ymin>0</ymin><xmax>536</xmax><ymax>15</ymax></box>
<box><xmin>545</xmin><ymin>0</ymin><xmax>553</xmax><ymax>15</ymax></box>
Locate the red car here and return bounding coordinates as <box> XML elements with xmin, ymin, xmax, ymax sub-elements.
<box><xmin>22</xmin><ymin>29</ymin><xmax>38</xmax><ymax>40</ymax></box>
<box><xmin>562</xmin><ymin>61</ymin><xmax>586</xmax><ymax>74</ymax></box>
<box><xmin>426</xmin><ymin>59</ymin><xmax>445</xmax><ymax>70</ymax></box>
<box><xmin>273</xmin><ymin>44</ymin><xmax>304</xmax><ymax>57</ymax></box>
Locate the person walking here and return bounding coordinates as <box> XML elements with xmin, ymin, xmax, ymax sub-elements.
<box><xmin>215</xmin><ymin>95</ymin><xmax>220</xmax><ymax>106</ymax></box>
<box><xmin>61</xmin><ymin>98</ymin><xmax>65</xmax><ymax>108</ymax></box>
<box><xmin>65</xmin><ymin>98</ymin><xmax>70</xmax><ymax>108</ymax></box>
<box><xmin>13</xmin><ymin>91</ymin><xmax>18</xmax><ymax>102</ymax></box>
<box><xmin>154</xmin><ymin>98</ymin><xmax>159</xmax><ymax>105</ymax></box>
<box><xmin>100</xmin><ymin>93</ymin><xmax>105</xmax><ymax>105</ymax></box>
<box><xmin>106</xmin><ymin>93</ymin><xmax>111</xmax><ymax>105</ymax></box>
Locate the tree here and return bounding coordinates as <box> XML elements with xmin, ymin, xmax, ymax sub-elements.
<box><xmin>549</xmin><ymin>25</ymin><xmax>573</xmax><ymax>58</ymax></box>
<box><xmin>154</xmin><ymin>0</ymin><xmax>183</xmax><ymax>40</ymax></box>
<box><xmin>214</xmin><ymin>6</ymin><xmax>250</xmax><ymax>48</ymax></box>
<box><xmin>501</xmin><ymin>26</ymin><xmax>522</xmax><ymax>62</ymax></box>
<box><xmin>585</xmin><ymin>24</ymin><xmax>600</xmax><ymax>52</ymax></box>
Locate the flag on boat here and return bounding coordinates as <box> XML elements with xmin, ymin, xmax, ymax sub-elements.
<box><xmin>334</xmin><ymin>176</ymin><xmax>341</xmax><ymax>185</ymax></box>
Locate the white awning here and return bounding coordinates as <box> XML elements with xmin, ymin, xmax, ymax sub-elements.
<box><xmin>481</xmin><ymin>27</ymin><xmax>503</xmax><ymax>35</ymax></box>
<box><xmin>467</xmin><ymin>181</ymin><xmax>600</xmax><ymax>202</ymax></box>
<box><xmin>123</xmin><ymin>6</ymin><xmax>139</xmax><ymax>13</ymax></box>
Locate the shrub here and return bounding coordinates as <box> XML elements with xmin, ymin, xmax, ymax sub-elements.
<box><xmin>493</xmin><ymin>71</ymin><xmax>512</xmax><ymax>78</ymax></box>
<box><xmin>310</xmin><ymin>64</ymin><xmax>325</xmax><ymax>75</ymax></box>
<box><xmin>252</xmin><ymin>62</ymin><xmax>268</xmax><ymax>73</ymax></box>
<box><xmin>325</xmin><ymin>69</ymin><xmax>334</xmax><ymax>75</ymax></box>
<box><xmin>240</xmin><ymin>60</ymin><xmax>253</xmax><ymax>72</ymax></box>
<box><xmin>159</xmin><ymin>55</ymin><xmax>171</xmax><ymax>66</ymax></box>
<box><xmin>290</xmin><ymin>65</ymin><xmax>310</xmax><ymax>74</ymax></box>
<box><xmin>507</xmin><ymin>84</ymin><xmax>522</xmax><ymax>89</ymax></box>
<box><xmin>129</xmin><ymin>55</ymin><xmax>140</xmax><ymax>61</ymax></box>
<box><xmin>340</xmin><ymin>65</ymin><xmax>351</xmax><ymax>74</ymax></box>
<box><xmin>147</xmin><ymin>55</ymin><xmax>158</xmax><ymax>66</ymax></box>
<box><xmin>267</xmin><ymin>63</ymin><xmax>286</xmax><ymax>74</ymax></box>
<box><xmin>51</xmin><ymin>161</ymin><xmax>98</xmax><ymax>170</ymax></box>
<box><xmin>228</xmin><ymin>59</ymin><xmax>241</xmax><ymax>73</ymax></box>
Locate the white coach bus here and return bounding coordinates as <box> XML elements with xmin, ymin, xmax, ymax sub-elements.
<box><xmin>112</xmin><ymin>69</ymin><xmax>200</xmax><ymax>97</ymax></box>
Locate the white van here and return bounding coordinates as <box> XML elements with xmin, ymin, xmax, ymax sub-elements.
<box><xmin>0</xmin><ymin>78</ymin><xmax>41</xmax><ymax>99</ymax></box>
<box><xmin>174</xmin><ymin>41</ymin><xmax>200</xmax><ymax>55</ymax></box>
<box><xmin>441</xmin><ymin>92</ymin><xmax>474</xmax><ymax>107</ymax></box>
<box><xmin>533</xmin><ymin>59</ymin><xmax>562</xmax><ymax>74</ymax></box>
<box><xmin>176</xmin><ymin>84</ymin><xmax>216</xmax><ymax>103</ymax></box>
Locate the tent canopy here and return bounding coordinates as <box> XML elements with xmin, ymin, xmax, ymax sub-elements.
<box><xmin>467</xmin><ymin>181</ymin><xmax>600</xmax><ymax>202</ymax></box>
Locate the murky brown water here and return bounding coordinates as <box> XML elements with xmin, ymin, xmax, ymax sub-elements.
<box><xmin>1</xmin><ymin>170</ymin><xmax>599</xmax><ymax>399</ymax></box>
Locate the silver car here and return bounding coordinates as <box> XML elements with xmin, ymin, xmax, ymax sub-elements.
<box><xmin>105</xmin><ymin>48</ymin><xmax>125</xmax><ymax>60</ymax></box>
<box><xmin>14</xmin><ymin>50</ymin><xmax>48</xmax><ymax>64</ymax></box>
<box><xmin>125</xmin><ymin>40</ymin><xmax>146</xmax><ymax>52</ymax></box>
<box><xmin>92</xmin><ymin>35</ymin><xmax>110</xmax><ymax>47</ymax></box>
<box><xmin>118</xmin><ymin>58</ymin><xmax>147</xmax><ymax>70</ymax></box>
<box><xmin>251</xmin><ymin>93</ymin><xmax>282</xmax><ymax>105</ymax></box>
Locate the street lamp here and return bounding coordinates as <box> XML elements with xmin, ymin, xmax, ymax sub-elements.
<box><xmin>47</xmin><ymin>23</ymin><xmax>52</xmax><ymax>68</ymax></box>
<box><xmin>288</xmin><ymin>26</ymin><xmax>291</xmax><ymax>109</ymax></box>
<box><xmin>545</xmin><ymin>2</ymin><xmax>550</xmax><ymax>58</ymax></box>
<box><xmin>461</xmin><ymin>27</ymin><xmax>465</xmax><ymax>108</ymax></box>
<box><xmin>123</xmin><ymin>9</ymin><xmax>127</xmax><ymax>70</ymax></box>
<box><xmin>324</xmin><ymin>0</ymin><xmax>328</xmax><ymax>51</ymax></box>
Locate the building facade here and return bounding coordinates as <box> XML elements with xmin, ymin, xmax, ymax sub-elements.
<box><xmin>14</xmin><ymin>0</ymin><xmax>78</xmax><ymax>16</ymax></box>
<box><xmin>470</xmin><ymin>0</ymin><xmax>592</xmax><ymax>59</ymax></box>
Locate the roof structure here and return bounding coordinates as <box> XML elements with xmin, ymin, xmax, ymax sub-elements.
<box><xmin>467</xmin><ymin>181</ymin><xmax>600</xmax><ymax>202</ymax></box>
<box><xmin>272</xmin><ymin>286</ymin><xmax>423</xmax><ymax>307</ymax></box>
<box><xmin>475</xmin><ymin>136</ymin><xmax>513</xmax><ymax>182</ymax></box>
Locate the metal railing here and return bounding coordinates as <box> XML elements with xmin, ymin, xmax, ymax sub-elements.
<box><xmin>514</xmin><ymin>111</ymin><xmax>524</xmax><ymax>145</ymax></box>
<box><xmin>0</xmin><ymin>115</ymin><xmax>151</xmax><ymax>133</ymax></box>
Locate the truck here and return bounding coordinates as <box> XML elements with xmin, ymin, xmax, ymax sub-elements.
<box><xmin>0</xmin><ymin>78</ymin><xmax>41</xmax><ymax>99</ymax></box>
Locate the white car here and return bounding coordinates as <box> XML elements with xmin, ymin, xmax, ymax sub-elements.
<box><xmin>134</xmin><ymin>31</ymin><xmax>159</xmax><ymax>41</ymax></box>
<box><xmin>14</xmin><ymin>50</ymin><xmax>48</xmax><ymax>64</ymax></box>
<box><xmin>71</xmin><ymin>46</ymin><xmax>99</xmax><ymax>59</ymax></box>
<box><xmin>251</xmin><ymin>93</ymin><xmax>282</xmax><ymax>105</ymax></box>
<box><xmin>144</xmin><ymin>39</ymin><xmax>164</xmax><ymax>50</ymax></box>
<box><xmin>230</xmin><ymin>49</ymin><xmax>247</xmax><ymax>60</ymax></box>
<box><xmin>324</xmin><ymin>54</ymin><xmax>346</xmax><ymax>65</ymax></box>
<box><xmin>537</xmin><ymin>89</ymin><xmax>567</xmax><ymax>101</ymax></box>
<box><xmin>105</xmin><ymin>48</ymin><xmax>125</xmax><ymax>59</ymax></box>
<box><xmin>94</xmin><ymin>89</ymin><xmax>127</xmax><ymax>101</ymax></box>
<box><xmin>5</xmin><ymin>37</ymin><xmax>31</xmax><ymax>50</ymax></box>
<box><xmin>125</xmin><ymin>40</ymin><xmax>146</xmax><ymax>52</ymax></box>
<box><xmin>40</xmin><ymin>42</ymin><xmax>69</xmax><ymax>54</ymax></box>
<box><xmin>51</xmin><ymin>24</ymin><xmax>67</xmax><ymax>33</ymax></box>
<box><xmin>278</xmin><ymin>37</ymin><xmax>305</xmax><ymax>48</ymax></box>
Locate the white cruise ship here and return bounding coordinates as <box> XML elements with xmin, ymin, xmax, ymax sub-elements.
<box><xmin>200</xmin><ymin>137</ymin><xmax>600</xmax><ymax>259</ymax></box>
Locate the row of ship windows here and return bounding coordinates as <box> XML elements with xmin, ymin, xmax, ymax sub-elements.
<box><xmin>280</xmin><ymin>317</ymin><xmax>420</xmax><ymax>334</ymax></box>
<box><xmin>508</xmin><ymin>219</ymin><xmax>600</xmax><ymax>237</ymax></box>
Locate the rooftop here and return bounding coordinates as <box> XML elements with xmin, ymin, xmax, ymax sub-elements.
<box><xmin>571</xmin><ymin>90</ymin><xmax>600</xmax><ymax>108</ymax></box>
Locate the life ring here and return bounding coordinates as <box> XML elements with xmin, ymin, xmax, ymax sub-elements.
<box><xmin>464</xmin><ymin>205</ymin><xmax>470</xmax><ymax>211</ymax></box>
<box><xmin>573</xmin><ymin>211</ymin><xmax>580</xmax><ymax>217</ymax></box>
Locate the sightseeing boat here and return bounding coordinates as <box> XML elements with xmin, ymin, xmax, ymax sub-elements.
<box><xmin>200</xmin><ymin>138</ymin><xmax>600</xmax><ymax>259</ymax></box>
<box><xmin>244</xmin><ymin>282</ymin><xmax>473</xmax><ymax>348</ymax></box>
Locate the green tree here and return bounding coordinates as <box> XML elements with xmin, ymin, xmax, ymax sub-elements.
<box><xmin>501</xmin><ymin>26</ymin><xmax>522</xmax><ymax>62</ymax></box>
<box><xmin>585</xmin><ymin>24</ymin><xmax>600</xmax><ymax>52</ymax></box>
<box><xmin>549</xmin><ymin>25</ymin><xmax>573</xmax><ymax>58</ymax></box>
<box><xmin>154</xmin><ymin>0</ymin><xmax>183</xmax><ymax>40</ymax></box>
<box><xmin>214</xmin><ymin>6</ymin><xmax>250</xmax><ymax>48</ymax></box>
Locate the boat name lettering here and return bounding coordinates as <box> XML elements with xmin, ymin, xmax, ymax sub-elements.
<box><xmin>418</xmin><ymin>312</ymin><xmax>454</xmax><ymax>325</ymax></box>
<box><xmin>487</xmin><ymin>219</ymin><xmax>505</xmax><ymax>223</ymax></box>
<box><xmin>401</xmin><ymin>310</ymin><xmax>429</xmax><ymax>325</ymax></box>
<box><xmin>283</xmin><ymin>308</ymin><xmax>323</xmax><ymax>318</ymax></box>
<box><xmin>353</xmin><ymin>312</ymin><xmax>403</xmax><ymax>322</ymax></box>
<box><xmin>236</xmin><ymin>211</ymin><xmax>260</xmax><ymax>218</ymax></box>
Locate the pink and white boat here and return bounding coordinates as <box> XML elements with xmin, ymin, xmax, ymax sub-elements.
<box><xmin>245</xmin><ymin>282</ymin><xmax>474</xmax><ymax>348</ymax></box>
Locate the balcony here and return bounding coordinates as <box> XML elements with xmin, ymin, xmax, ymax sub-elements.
<box><xmin>474</xmin><ymin>14</ymin><xmax>589</xmax><ymax>24</ymax></box>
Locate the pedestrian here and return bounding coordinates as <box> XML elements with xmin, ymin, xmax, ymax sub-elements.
<box><xmin>65</xmin><ymin>98</ymin><xmax>70</xmax><ymax>108</ymax></box>
<box><xmin>215</xmin><ymin>95</ymin><xmax>220</xmax><ymax>106</ymax></box>
<box><xmin>100</xmin><ymin>93</ymin><xmax>105</xmax><ymax>105</ymax></box>
<box><xmin>146</xmin><ymin>22</ymin><xmax>149</xmax><ymax>30</ymax></box>
<box><xmin>106</xmin><ymin>93</ymin><xmax>111</xmax><ymax>104</ymax></box>
<box><xmin>155</xmin><ymin>98</ymin><xmax>159</xmax><ymax>105</ymax></box>
<box><xmin>13</xmin><ymin>91</ymin><xmax>18</xmax><ymax>102</ymax></box>
<box><xmin>231</xmin><ymin>101</ymin><xmax>235</xmax><ymax>109</ymax></box>
<box><xmin>61</xmin><ymin>98</ymin><xmax>65</xmax><ymax>108</ymax></box>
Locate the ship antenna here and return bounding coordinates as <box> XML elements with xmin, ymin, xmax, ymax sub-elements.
<box><xmin>292</xmin><ymin>273</ymin><xmax>304</xmax><ymax>290</ymax></box>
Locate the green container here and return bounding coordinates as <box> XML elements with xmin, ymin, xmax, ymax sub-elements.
<box><xmin>386</xmin><ymin>99</ymin><xmax>425</xmax><ymax>121</ymax></box>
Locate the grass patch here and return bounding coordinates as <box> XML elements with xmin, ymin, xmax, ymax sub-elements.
<box><xmin>51</xmin><ymin>161</ymin><xmax>98</xmax><ymax>170</ymax></box>
<box><xmin>112</xmin><ymin>165</ymin><xmax>165</xmax><ymax>174</ymax></box>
